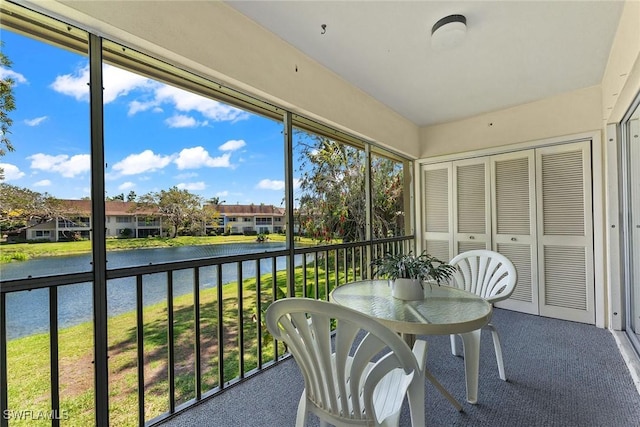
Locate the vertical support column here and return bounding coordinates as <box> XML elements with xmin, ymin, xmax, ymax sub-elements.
<box><xmin>605</xmin><ymin>123</ymin><xmax>622</xmax><ymax>331</ymax></box>
<box><xmin>284</xmin><ymin>111</ymin><xmax>296</xmax><ymax>297</ymax></box>
<box><xmin>405</xmin><ymin>159</ymin><xmax>416</xmax><ymax>250</ymax></box>
<box><xmin>89</xmin><ymin>33</ymin><xmax>109</xmax><ymax>427</ymax></box>
<box><xmin>364</xmin><ymin>145</ymin><xmax>373</xmax><ymax>278</ymax></box>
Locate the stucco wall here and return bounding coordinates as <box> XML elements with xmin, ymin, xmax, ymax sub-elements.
<box><xmin>28</xmin><ymin>0</ymin><xmax>420</xmax><ymax>157</ymax></box>
<box><xmin>602</xmin><ymin>0</ymin><xmax>640</xmax><ymax>124</ymax></box>
<box><xmin>418</xmin><ymin>86</ymin><xmax>602</xmax><ymax>158</ymax></box>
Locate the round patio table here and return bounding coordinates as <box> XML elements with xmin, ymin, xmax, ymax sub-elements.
<box><xmin>330</xmin><ymin>279</ymin><xmax>492</xmax><ymax>407</ymax></box>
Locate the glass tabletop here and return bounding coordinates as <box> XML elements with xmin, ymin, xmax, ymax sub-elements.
<box><xmin>330</xmin><ymin>279</ymin><xmax>493</xmax><ymax>336</ymax></box>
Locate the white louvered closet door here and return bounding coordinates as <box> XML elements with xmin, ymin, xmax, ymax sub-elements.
<box><xmin>536</xmin><ymin>141</ymin><xmax>594</xmax><ymax>323</ymax></box>
<box><xmin>491</xmin><ymin>150</ymin><xmax>538</xmax><ymax>314</ymax></box>
<box><xmin>422</xmin><ymin>163</ymin><xmax>453</xmax><ymax>263</ymax></box>
<box><xmin>453</xmin><ymin>157</ymin><xmax>491</xmax><ymax>255</ymax></box>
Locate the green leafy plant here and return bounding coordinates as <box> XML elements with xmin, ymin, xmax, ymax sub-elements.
<box><xmin>371</xmin><ymin>251</ymin><xmax>456</xmax><ymax>285</ymax></box>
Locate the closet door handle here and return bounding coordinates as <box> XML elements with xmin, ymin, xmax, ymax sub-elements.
<box><xmin>469</xmin><ymin>235</ymin><xmax>475</xmax><ymax>240</ymax></box>
<box><xmin>511</xmin><ymin>237</ymin><xmax>517</xmax><ymax>241</ymax></box>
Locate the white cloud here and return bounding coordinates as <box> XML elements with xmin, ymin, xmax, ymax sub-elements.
<box><xmin>0</xmin><ymin>163</ymin><xmax>25</xmax><ymax>180</ymax></box>
<box><xmin>33</xmin><ymin>179</ymin><xmax>51</xmax><ymax>187</ymax></box>
<box><xmin>219</xmin><ymin>139</ymin><xmax>246</xmax><ymax>152</ymax></box>
<box><xmin>112</xmin><ymin>150</ymin><xmax>174</xmax><ymax>176</ymax></box>
<box><xmin>27</xmin><ymin>153</ymin><xmax>90</xmax><ymax>178</ymax></box>
<box><xmin>174</xmin><ymin>146</ymin><xmax>231</xmax><ymax>169</ymax></box>
<box><xmin>128</xmin><ymin>99</ymin><xmax>158</xmax><ymax>116</ymax></box>
<box><xmin>216</xmin><ymin>191</ymin><xmax>229</xmax><ymax>197</ymax></box>
<box><xmin>257</xmin><ymin>179</ymin><xmax>284</xmax><ymax>190</ymax></box>
<box><xmin>50</xmin><ymin>64</ymin><xmax>89</xmax><ymax>101</ymax></box>
<box><xmin>49</xmin><ymin>63</ymin><xmax>248</xmax><ymax>126</ymax></box>
<box><xmin>0</xmin><ymin>67</ymin><xmax>27</xmax><ymax>84</ymax></box>
<box><xmin>165</xmin><ymin>114</ymin><xmax>208</xmax><ymax>128</ymax></box>
<box><xmin>256</xmin><ymin>178</ymin><xmax>300</xmax><ymax>190</ymax></box>
<box><xmin>177</xmin><ymin>181</ymin><xmax>206</xmax><ymax>191</ymax></box>
<box><xmin>154</xmin><ymin>85</ymin><xmax>249</xmax><ymax>122</ymax></box>
<box><xmin>50</xmin><ymin>63</ymin><xmax>153</xmax><ymax>104</ymax></box>
<box><xmin>118</xmin><ymin>181</ymin><xmax>136</xmax><ymax>190</ymax></box>
<box><xmin>103</xmin><ymin>65</ymin><xmax>155</xmax><ymax>104</ymax></box>
<box><xmin>24</xmin><ymin>116</ymin><xmax>47</xmax><ymax>126</ymax></box>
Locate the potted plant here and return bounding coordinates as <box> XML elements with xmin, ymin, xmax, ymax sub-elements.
<box><xmin>371</xmin><ymin>251</ymin><xmax>456</xmax><ymax>300</ymax></box>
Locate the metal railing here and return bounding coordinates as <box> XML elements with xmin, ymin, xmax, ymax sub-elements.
<box><xmin>0</xmin><ymin>236</ymin><xmax>414</xmax><ymax>426</ymax></box>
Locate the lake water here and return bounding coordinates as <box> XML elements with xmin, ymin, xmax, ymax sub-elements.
<box><xmin>2</xmin><ymin>243</ymin><xmax>295</xmax><ymax>340</ymax></box>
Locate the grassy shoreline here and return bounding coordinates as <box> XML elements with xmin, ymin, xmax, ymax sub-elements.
<box><xmin>0</xmin><ymin>235</ymin><xmax>292</xmax><ymax>264</ymax></box>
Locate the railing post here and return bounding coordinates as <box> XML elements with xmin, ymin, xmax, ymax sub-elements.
<box><xmin>0</xmin><ymin>293</ymin><xmax>7</xmax><ymax>427</ymax></box>
<box><xmin>136</xmin><ymin>276</ymin><xmax>145</xmax><ymax>426</ymax></box>
<box><xmin>49</xmin><ymin>288</ymin><xmax>60</xmax><ymax>427</ymax></box>
<box><xmin>193</xmin><ymin>268</ymin><xmax>202</xmax><ymax>399</ymax></box>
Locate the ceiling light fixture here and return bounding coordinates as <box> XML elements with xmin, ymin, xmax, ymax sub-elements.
<box><xmin>431</xmin><ymin>14</ymin><xmax>467</xmax><ymax>50</ymax></box>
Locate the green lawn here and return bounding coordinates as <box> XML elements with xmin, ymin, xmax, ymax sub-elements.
<box><xmin>0</xmin><ymin>234</ymin><xmax>298</xmax><ymax>263</ymax></box>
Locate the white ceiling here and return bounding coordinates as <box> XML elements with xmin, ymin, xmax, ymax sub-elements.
<box><xmin>226</xmin><ymin>1</ymin><xmax>624</xmax><ymax>127</ymax></box>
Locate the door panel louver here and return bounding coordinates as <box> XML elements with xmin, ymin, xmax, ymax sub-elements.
<box><xmin>425</xmin><ymin>240</ymin><xmax>450</xmax><ymax>263</ymax></box>
<box><xmin>425</xmin><ymin>169</ymin><xmax>449</xmax><ymax>233</ymax></box>
<box><xmin>495</xmin><ymin>158</ymin><xmax>530</xmax><ymax>235</ymax></box>
<box><xmin>543</xmin><ymin>245</ymin><xmax>587</xmax><ymax>310</ymax></box>
<box><xmin>457</xmin><ymin>163</ymin><xmax>486</xmax><ymax>233</ymax></box>
<box><xmin>458</xmin><ymin>241</ymin><xmax>486</xmax><ymax>254</ymax></box>
<box><xmin>492</xmin><ymin>150</ymin><xmax>538</xmax><ymax>314</ymax></box>
<box><xmin>537</xmin><ymin>141</ymin><xmax>593</xmax><ymax>324</ymax></box>
<box><xmin>541</xmin><ymin>151</ymin><xmax>585</xmax><ymax>236</ymax></box>
<box><xmin>497</xmin><ymin>243</ymin><xmax>532</xmax><ymax>303</ymax></box>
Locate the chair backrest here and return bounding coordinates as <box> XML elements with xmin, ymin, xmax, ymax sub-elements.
<box><xmin>449</xmin><ymin>250</ymin><xmax>517</xmax><ymax>304</ymax></box>
<box><xmin>265</xmin><ymin>298</ymin><xmax>420</xmax><ymax>426</ymax></box>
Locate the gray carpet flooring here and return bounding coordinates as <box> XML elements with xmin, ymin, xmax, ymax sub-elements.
<box><xmin>159</xmin><ymin>309</ymin><xmax>640</xmax><ymax>426</ymax></box>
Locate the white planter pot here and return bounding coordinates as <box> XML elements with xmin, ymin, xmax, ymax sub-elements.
<box><xmin>390</xmin><ymin>278</ymin><xmax>425</xmax><ymax>300</ymax></box>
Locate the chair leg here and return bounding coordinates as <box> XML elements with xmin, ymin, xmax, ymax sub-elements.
<box><xmin>450</xmin><ymin>334</ymin><xmax>461</xmax><ymax>356</ymax></box>
<box><xmin>407</xmin><ymin>373</ymin><xmax>427</xmax><ymax>425</ymax></box>
<box><xmin>295</xmin><ymin>392</ymin><xmax>308</xmax><ymax>426</ymax></box>
<box><xmin>486</xmin><ymin>323</ymin><xmax>506</xmax><ymax>381</ymax></box>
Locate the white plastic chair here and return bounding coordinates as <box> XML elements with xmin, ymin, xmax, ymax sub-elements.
<box><xmin>265</xmin><ymin>298</ymin><xmax>427</xmax><ymax>427</ymax></box>
<box><xmin>448</xmin><ymin>249</ymin><xmax>517</xmax><ymax>381</ymax></box>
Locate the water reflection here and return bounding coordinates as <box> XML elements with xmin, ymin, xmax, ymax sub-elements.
<box><xmin>4</xmin><ymin>243</ymin><xmax>297</xmax><ymax>339</ymax></box>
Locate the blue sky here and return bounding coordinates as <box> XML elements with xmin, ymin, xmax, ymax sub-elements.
<box><xmin>0</xmin><ymin>29</ymin><xmax>298</xmax><ymax>207</ymax></box>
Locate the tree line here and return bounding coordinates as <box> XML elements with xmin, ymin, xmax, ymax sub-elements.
<box><xmin>0</xmin><ymin>135</ymin><xmax>406</xmax><ymax>242</ymax></box>
<box><xmin>0</xmin><ymin>184</ymin><xmax>227</xmax><ymax>238</ymax></box>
